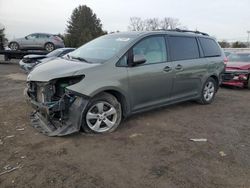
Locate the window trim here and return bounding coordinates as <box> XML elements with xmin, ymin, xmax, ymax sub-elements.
<box><xmin>198</xmin><ymin>37</ymin><xmax>221</xmax><ymax>58</ymax></box>
<box><xmin>167</xmin><ymin>35</ymin><xmax>201</xmax><ymax>62</ymax></box>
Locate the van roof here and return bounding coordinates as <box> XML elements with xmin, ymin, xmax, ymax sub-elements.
<box><xmin>109</xmin><ymin>30</ymin><xmax>211</xmax><ymax>38</ymax></box>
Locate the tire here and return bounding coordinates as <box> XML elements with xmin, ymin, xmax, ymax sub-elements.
<box><xmin>82</xmin><ymin>92</ymin><xmax>122</xmax><ymax>134</ymax></box>
<box><xmin>198</xmin><ymin>77</ymin><xmax>217</xmax><ymax>105</ymax></box>
<box><xmin>9</xmin><ymin>42</ymin><xmax>19</xmax><ymax>51</ymax></box>
<box><xmin>44</xmin><ymin>42</ymin><xmax>55</xmax><ymax>52</ymax></box>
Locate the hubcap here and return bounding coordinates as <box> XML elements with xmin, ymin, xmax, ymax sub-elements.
<box><xmin>203</xmin><ymin>81</ymin><xmax>215</xmax><ymax>101</ymax></box>
<box><xmin>10</xmin><ymin>43</ymin><xmax>18</xmax><ymax>50</ymax></box>
<box><xmin>86</xmin><ymin>102</ymin><xmax>117</xmax><ymax>132</ymax></box>
<box><xmin>45</xmin><ymin>44</ymin><xmax>54</xmax><ymax>52</ymax></box>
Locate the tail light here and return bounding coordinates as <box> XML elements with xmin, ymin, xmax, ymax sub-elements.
<box><xmin>52</xmin><ymin>36</ymin><xmax>62</xmax><ymax>42</ymax></box>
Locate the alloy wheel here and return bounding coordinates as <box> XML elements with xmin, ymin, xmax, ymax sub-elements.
<box><xmin>203</xmin><ymin>81</ymin><xmax>215</xmax><ymax>101</ymax></box>
<box><xmin>86</xmin><ymin>101</ymin><xmax>118</xmax><ymax>133</ymax></box>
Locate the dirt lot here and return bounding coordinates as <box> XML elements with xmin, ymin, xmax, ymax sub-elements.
<box><xmin>0</xmin><ymin>61</ymin><xmax>249</xmax><ymax>188</ymax></box>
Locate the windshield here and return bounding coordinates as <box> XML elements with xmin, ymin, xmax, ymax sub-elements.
<box><xmin>47</xmin><ymin>49</ymin><xmax>63</xmax><ymax>57</ymax></box>
<box><xmin>228</xmin><ymin>53</ymin><xmax>250</xmax><ymax>62</ymax></box>
<box><xmin>69</xmin><ymin>35</ymin><xmax>134</xmax><ymax>63</ymax></box>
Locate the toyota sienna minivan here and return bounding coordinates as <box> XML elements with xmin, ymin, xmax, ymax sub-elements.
<box><xmin>25</xmin><ymin>30</ymin><xmax>225</xmax><ymax>136</ymax></box>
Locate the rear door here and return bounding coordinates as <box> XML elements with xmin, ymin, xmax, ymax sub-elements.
<box><xmin>168</xmin><ymin>35</ymin><xmax>207</xmax><ymax>100</ymax></box>
<box><xmin>127</xmin><ymin>35</ymin><xmax>174</xmax><ymax>112</ymax></box>
<box><xmin>36</xmin><ymin>34</ymin><xmax>48</xmax><ymax>48</ymax></box>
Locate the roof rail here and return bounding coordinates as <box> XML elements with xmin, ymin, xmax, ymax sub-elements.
<box><xmin>155</xmin><ymin>28</ymin><xmax>209</xmax><ymax>36</ymax></box>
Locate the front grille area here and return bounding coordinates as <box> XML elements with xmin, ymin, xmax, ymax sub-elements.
<box><xmin>27</xmin><ymin>82</ymin><xmax>55</xmax><ymax>103</ymax></box>
<box><xmin>222</xmin><ymin>73</ymin><xmax>234</xmax><ymax>81</ymax></box>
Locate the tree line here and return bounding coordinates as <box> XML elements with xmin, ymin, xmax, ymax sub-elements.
<box><xmin>128</xmin><ymin>17</ymin><xmax>184</xmax><ymax>31</ymax></box>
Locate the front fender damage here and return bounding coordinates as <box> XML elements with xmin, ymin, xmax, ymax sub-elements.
<box><xmin>30</xmin><ymin>96</ymin><xmax>88</xmax><ymax>136</ymax></box>
<box><xmin>25</xmin><ymin>79</ymin><xmax>89</xmax><ymax>136</ymax></box>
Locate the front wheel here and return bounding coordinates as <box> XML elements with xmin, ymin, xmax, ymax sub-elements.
<box><xmin>9</xmin><ymin>42</ymin><xmax>19</xmax><ymax>51</ymax></box>
<box><xmin>82</xmin><ymin>93</ymin><xmax>122</xmax><ymax>134</ymax></box>
<box><xmin>44</xmin><ymin>43</ymin><xmax>55</xmax><ymax>52</ymax></box>
<box><xmin>198</xmin><ymin>77</ymin><xmax>217</xmax><ymax>104</ymax></box>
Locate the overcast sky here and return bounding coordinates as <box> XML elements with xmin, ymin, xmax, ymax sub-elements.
<box><xmin>0</xmin><ymin>0</ymin><xmax>250</xmax><ymax>41</ymax></box>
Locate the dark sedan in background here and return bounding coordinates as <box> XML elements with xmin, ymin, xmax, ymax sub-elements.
<box><xmin>19</xmin><ymin>48</ymin><xmax>75</xmax><ymax>72</ymax></box>
<box><xmin>222</xmin><ymin>52</ymin><xmax>250</xmax><ymax>88</ymax></box>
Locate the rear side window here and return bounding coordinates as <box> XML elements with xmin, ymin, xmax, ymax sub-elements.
<box><xmin>199</xmin><ymin>38</ymin><xmax>221</xmax><ymax>57</ymax></box>
<box><xmin>168</xmin><ymin>36</ymin><xmax>199</xmax><ymax>61</ymax></box>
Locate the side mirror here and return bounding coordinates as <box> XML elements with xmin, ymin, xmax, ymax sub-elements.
<box><xmin>133</xmin><ymin>54</ymin><xmax>146</xmax><ymax>66</ymax></box>
<box><xmin>25</xmin><ymin>36</ymin><xmax>28</xmax><ymax>40</ymax></box>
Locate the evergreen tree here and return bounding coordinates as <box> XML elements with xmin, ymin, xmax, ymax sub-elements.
<box><xmin>65</xmin><ymin>5</ymin><xmax>106</xmax><ymax>47</ymax></box>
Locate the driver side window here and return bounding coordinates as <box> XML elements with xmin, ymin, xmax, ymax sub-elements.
<box><xmin>26</xmin><ymin>34</ymin><xmax>37</xmax><ymax>39</ymax></box>
<box><xmin>133</xmin><ymin>36</ymin><xmax>167</xmax><ymax>64</ymax></box>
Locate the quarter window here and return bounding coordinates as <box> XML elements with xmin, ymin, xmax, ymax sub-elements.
<box><xmin>132</xmin><ymin>36</ymin><xmax>167</xmax><ymax>64</ymax></box>
<box><xmin>199</xmin><ymin>38</ymin><xmax>221</xmax><ymax>57</ymax></box>
<box><xmin>169</xmin><ymin>36</ymin><xmax>199</xmax><ymax>61</ymax></box>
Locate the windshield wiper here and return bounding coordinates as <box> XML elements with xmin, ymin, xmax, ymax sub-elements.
<box><xmin>70</xmin><ymin>55</ymin><xmax>90</xmax><ymax>63</ymax></box>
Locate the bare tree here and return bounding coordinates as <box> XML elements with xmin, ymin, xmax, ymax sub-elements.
<box><xmin>160</xmin><ymin>17</ymin><xmax>181</xmax><ymax>30</ymax></box>
<box><xmin>128</xmin><ymin>17</ymin><xmax>144</xmax><ymax>31</ymax></box>
<box><xmin>144</xmin><ymin>18</ymin><xmax>160</xmax><ymax>31</ymax></box>
<box><xmin>128</xmin><ymin>17</ymin><xmax>185</xmax><ymax>31</ymax></box>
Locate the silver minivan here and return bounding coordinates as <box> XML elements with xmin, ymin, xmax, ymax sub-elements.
<box><xmin>25</xmin><ymin>30</ymin><xmax>225</xmax><ymax>136</ymax></box>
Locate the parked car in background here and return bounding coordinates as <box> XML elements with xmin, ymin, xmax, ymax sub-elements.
<box><xmin>8</xmin><ymin>33</ymin><xmax>65</xmax><ymax>52</ymax></box>
<box><xmin>222</xmin><ymin>52</ymin><xmax>250</xmax><ymax>88</ymax></box>
<box><xmin>19</xmin><ymin>48</ymin><xmax>75</xmax><ymax>72</ymax></box>
<box><xmin>25</xmin><ymin>30</ymin><xmax>225</xmax><ymax>136</ymax></box>
<box><xmin>224</xmin><ymin>51</ymin><xmax>231</xmax><ymax>57</ymax></box>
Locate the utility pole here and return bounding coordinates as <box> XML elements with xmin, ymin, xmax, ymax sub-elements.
<box><xmin>247</xmin><ymin>31</ymin><xmax>250</xmax><ymax>48</ymax></box>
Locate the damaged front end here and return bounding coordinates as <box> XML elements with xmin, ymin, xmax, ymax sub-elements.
<box><xmin>222</xmin><ymin>70</ymin><xmax>250</xmax><ymax>88</ymax></box>
<box><xmin>25</xmin><ymin>75</ymin><xmax>89</xmax><ymax>136</ymax></box>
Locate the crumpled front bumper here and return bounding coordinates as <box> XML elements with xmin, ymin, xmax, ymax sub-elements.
<box><xmin>222</xmin><ymin>70</ymin><xmax>249</xmax><ymax>88</ymax></box>
<box><xmin>25</xmin><ymin>88</ymin><xmax>89</xmax><ymax>136</ymax></box>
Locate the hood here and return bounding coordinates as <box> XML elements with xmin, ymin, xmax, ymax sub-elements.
<box><xmin>23</xmin><ymin>54</ymin><xmax>47</xmax><ymax>59</ymax></box>
<box><xmin>226</xmin><ymin>61</ymin><xmax>250</xmax><ymax>70</ymax></box>
<box><xmin>27</xmin><ymin>58</ymin><xmax>99</xmax><ymax>82</ymax></box>
<box><xmin>38</xmin><ymin>56</ymin><xmax>57</xmax><ymax>63</ymax></box>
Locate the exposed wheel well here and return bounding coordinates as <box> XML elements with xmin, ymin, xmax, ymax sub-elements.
<box><xmin>95</xmin><ymin>90</ymin><xmax>129</xmax><ymax>118</ymax></box>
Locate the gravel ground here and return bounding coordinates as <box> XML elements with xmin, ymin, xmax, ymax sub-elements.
<box><xmin>0</xmin><ymin>62</ymin><xmax>250</xmax><ymax>188</ymax></box>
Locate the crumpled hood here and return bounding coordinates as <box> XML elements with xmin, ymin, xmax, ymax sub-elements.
<box><xmin>27</xmin><ymin>58</ymin><xmax>98</xmax><ymax>82</ymax></box>
<box><xmin>226</xmin><ymin>61</ymin><xmax>250</xmax><ymax>70</ymax></box>
<box><xmin>23</xmin><ymin>54</ymin><xmax>47</xmax><ymax>59</ymax></box>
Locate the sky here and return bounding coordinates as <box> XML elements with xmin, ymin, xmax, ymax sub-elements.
<box><xmin>0</xmin><ymin>0</ymin><xmax>250</xmax><ymax>42</ymax></box>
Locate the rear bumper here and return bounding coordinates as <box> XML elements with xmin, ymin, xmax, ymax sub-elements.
<box><xmin>25</xmin><ymin>88</ymin><xmax>89</xmax><ymax>136</ymax></box>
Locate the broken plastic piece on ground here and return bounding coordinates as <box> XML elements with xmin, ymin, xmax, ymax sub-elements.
<box><xmin>129</xmin><ymin>133</ymin><xmax>143</xmax><ymax>138</ymax></box>
<box><xmin>5</xmin><ymin>135</ymin><xmax>15</xmax><ymax>139</ymax></box>
<box><xmin>219</xmin><ymin>151</ymin><xmax>227</xmax><ymax>157</ymax></box>
<box><xmin>0</xmin><ymin>139</ymin><xmax>3</xmax><ymax>145</ymax></box>
<box><xmin>17</xmin><ymin>128</ymin><xmax>25</xmax><ymax>131</ymax></box>
<box><xmin>0</xmin><ymin>165</ymin><xmax>22</xmax><ymax>176</ymax></box>
<box><xmin>190</xmin><ymin>138</ymin><xmax>207</xmax><ymax>142</ymax></box>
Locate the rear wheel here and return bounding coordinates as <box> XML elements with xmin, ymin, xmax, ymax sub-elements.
<box><xmin>82</xmin><ymin>93</ymin><xmax>122</xmax><ymax>134</ymax></box>
<box><xmin>9</xmin><ymin>42</ymin><xmax>19</xmax><ymax>51</ymax></box>
<box><xmin>44</xmin><ymin>42</ymin><xmax>55</xmax><ymax>52</ymax></box>
<box><xmin>198</xmin><ymin>77</ymin><xmax>217</xmax><ymax>104</ymax></box>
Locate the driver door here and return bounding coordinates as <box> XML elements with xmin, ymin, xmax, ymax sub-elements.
<box><xmin>127</xmin><ymin>36</ymin><xmax>174</xmax><ymax>112</ymax></box>
<box><xmin>22</xmin><ymin>34</ymin><xmax>37</xmax><ymax>48</ymax></box>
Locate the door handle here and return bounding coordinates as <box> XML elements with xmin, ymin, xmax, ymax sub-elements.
<box><xmin>175</xmin><ymin>64</ymin><xmax>183</xmax><ymax>71</ymax></box>
<box><xmin>163</xmin><ymin>66</ymin><xmax>172</xmax><ymax>72</ymax></box>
